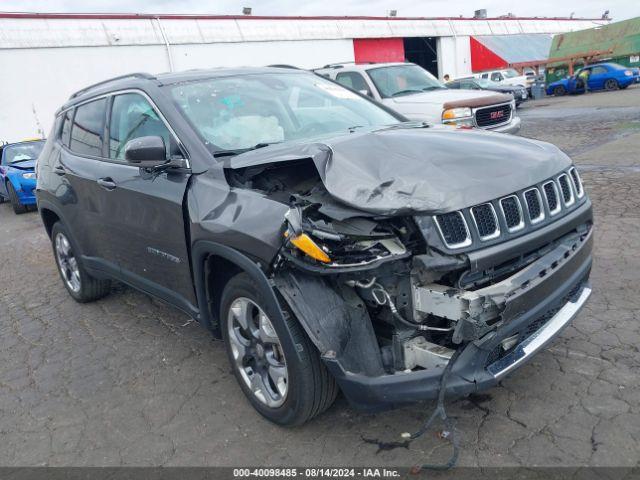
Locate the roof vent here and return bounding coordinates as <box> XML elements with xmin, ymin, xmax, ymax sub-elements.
<box><xmin>242</xmin><ymin>7</ymin><xmax>252</xmax><ymax>15</ymax></box>
<box><xmin>474</xmin><ymin>9</ymin><xmax>487</xmax><ymax>18</ymax></box>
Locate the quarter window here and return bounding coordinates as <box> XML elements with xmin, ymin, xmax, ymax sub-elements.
<box><xmin>109</xmin><ymin>93</ymin><xmax>172</xmax><ymax>160</ymax></box>
<box><xmin>70</xmin><ymin>98</ymin><xmax>107</xmax><ymax>157</ymax></box>
<box><xmin>60</xmin><ymin>110</ymin><xmax>73</xmax><ymax>148</ymax></box>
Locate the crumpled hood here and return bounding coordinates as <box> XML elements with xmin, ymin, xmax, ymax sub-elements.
<box><xmin>390</xmin><ymin>88</ymin><xmax>507</xmax><ymax>105</ymax></box>
<box><xmin>229</xmin><ymin>125</ymin><xmax>571</xmax><ymax>215</ymax></box>
<box><xmin>8</xmin><ymin>160</ymin><xmax>36</xmax><ymax>171</ymax></box>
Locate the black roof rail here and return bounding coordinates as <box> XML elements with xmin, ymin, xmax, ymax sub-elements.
<box><xmin>70</xmin><ymin>72</ymin><xmax>156</xmax><ymax>99</ymax></box>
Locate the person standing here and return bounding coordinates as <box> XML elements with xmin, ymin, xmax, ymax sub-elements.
<box><xmin>578</xmin><ymin>68</ymin><xmax>590</xmax><ymax>93</ymax></box>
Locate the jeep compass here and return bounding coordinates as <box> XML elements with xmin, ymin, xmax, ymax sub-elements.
<box><xmin>36</xmin><ymin>68</ymin><xmax>593</xmax><ymax>426</ymax></box>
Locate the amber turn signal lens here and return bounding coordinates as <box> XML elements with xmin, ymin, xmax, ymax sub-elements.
<box><xmin>290</xmin><ymin>233</ymin><xmax>331</xmax><ymax>263</ymax></box>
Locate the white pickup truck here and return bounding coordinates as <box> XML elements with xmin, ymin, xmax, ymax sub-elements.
<box><xmin>315</xmin><ymin>62</ymin><xmax>521</xmax><ymax>134</ymax></box>
<box><xmin>473</xmin><ymin>68</ymin><xmax>532</xmax><ymax>91</ymax></box>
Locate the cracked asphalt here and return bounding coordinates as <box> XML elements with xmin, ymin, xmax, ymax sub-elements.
<box><xmin>1</xmin><ymin>86</ymin><xmax>639</xmax><ymax>468</ymax></box>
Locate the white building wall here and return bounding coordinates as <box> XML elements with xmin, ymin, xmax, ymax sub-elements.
<box><xmin>0</xmin><ymin>15</ymin><xmax>608</xmax><ymax>142</ymax></box>
<box><xmin>0</xmin><ymin>39</ymin><xmax>354</xmax><ymax>142</ymax></box>
<box><xmin>437</xmin><ymin>36</ymin><xmax>472</xmax><ymax>80</ymax></box>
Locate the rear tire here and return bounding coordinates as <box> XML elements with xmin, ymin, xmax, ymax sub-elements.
<box><xmin>7</xmin><ymin>182</ymin><xmax>28</xmax><ymax>214</ymax></box>
<box><xmin>220</xmin><ymin>272</ymin><xmax>338</xmax><ymax>426</ymax></box>
<box><xmin>553</xmin><ymin>85</ymin><xmax>566</xmax><ymax>96</ymax></box>
<box><xmin>51</xmin><ymin>222</ymin><xmax>111</xmax><ymax>303</ymax></box>
<box><xmin>605</xmin><ymin>79</ymin><xmax>619</xmax><ymax>91</ymax></box>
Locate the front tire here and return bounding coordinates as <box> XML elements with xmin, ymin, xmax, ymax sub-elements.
<box><xmin>7</xmin><ymin>182</ymin><xmax>28</xmax><ymax>214</ymax></box>
<box><xmin>553</xmin><ymin>85</ymin><xmax>566</xmax><ymax>96</ymax></box>
<box><xmin>51</xmin><ymin>222</ymin><xmax>111</xmax><ymax>303</ymax></box>
<box><xmin>220</xmin><ymin>272</ymin><xmax>338</xmax><ymax>426</ymax></box>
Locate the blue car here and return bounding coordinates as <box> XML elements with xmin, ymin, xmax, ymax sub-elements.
<box><xmin>0</xmin><ymin>139</ymin><xmax>45</xmax><ymax>214</ymax></box>
<box><xmin>546</xmin><ymin>62</ymin><xmax>640</xmax><ymax>96</ymax></box>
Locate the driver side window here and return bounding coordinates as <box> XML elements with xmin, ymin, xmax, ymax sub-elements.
<box><xmin>108</xmin><ymin>93</ymin><xmax>173</xmax><ymax>161</ymax></box>
<box><xmin>335</xmin><ymin>72</ymin><xmax>372</xmax><ymax>97</ymax></box>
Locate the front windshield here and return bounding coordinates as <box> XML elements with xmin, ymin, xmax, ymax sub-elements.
<box><xmin>502</xmin><ymin>69</ymin><xmax>520</xmax><ymax>79</ymax></box>
<box><xmin>3</xmin><ymin>141</ymin><xmax>44</xmax><ymax>165</ymax></box>
<box><xmin>366</xmin><ymin>64</ymin><xmax>445</xmax><ymax>98</ymax></box>
<box><xmin>169</xmin><ymin>73</ymin><xmax>401</xmax><ymax>153</ymax></box>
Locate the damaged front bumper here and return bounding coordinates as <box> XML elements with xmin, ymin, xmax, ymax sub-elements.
<box><xmin>276</xmin><ymin>215</ymin><xmax>593</xmax><ymax>411</ymax></box>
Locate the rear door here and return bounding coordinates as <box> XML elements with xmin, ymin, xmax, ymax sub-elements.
<box><xmin>99</xmin><ymin>91</ymin><xmax>195</xmax><ymax>306</ymax></box>
<box><xmin>60</xmin><ymin>97</ymin><xmax>115</xmax><ymax>260</ymax></box>
<box><xmin>588</xmin><ymin>66</ymin><xmax>608</xmax><ymax>90</ymax></box>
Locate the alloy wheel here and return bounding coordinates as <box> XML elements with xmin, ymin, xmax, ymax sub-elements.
<box><xmin>54</xmin><ymin>233</ymin><xmax>81</xmax><ymax>293</ymax></box>
<box><xmin>227</xmin><ymin>297</ymin><xmax>288</xmax><ymax>408</ymax></box>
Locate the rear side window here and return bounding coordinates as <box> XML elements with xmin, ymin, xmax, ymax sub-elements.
<box><xmin>60</xmin><ymin>110</ymin><xmax>73</xmax><ymax>148</ymax></box>
<box><xmin>335</xmin><ymin>72</ymin><xmax>372</xmax><ymax>96</ymax></box>
<box><xmin>491</xmin><ymin>72</ymin><xmax>503</xmax><ymax>82</ymax></box>
<box><xmin>591</xmin><ymin>66</ymin><xmax>607</xmax><ymax>75</ymax></box>
<box><xmin>70</xmin><ymin>98</ymin><xmax>107</xmax><ymax>157</ymax></box>
<box><xmin>109</xmin><ymin>93</ymin><xmax>172</xmax><ymax>161</ymax></box>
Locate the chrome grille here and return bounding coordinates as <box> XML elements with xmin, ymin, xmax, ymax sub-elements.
<box><xmin>475</xmin><ymin>103</ymin><xmax>512</xmax><ymax>128</ymax></box>
<box><xmin>524</xmin><ymin>188</ymin><xmax>545</xmax><ymax>224</ymax></box>
<box><xmin>558</xmin><ymin>174</ymin><xmax>575</xmax><ymax>206</ymax></box>
<box><xmin>435</xmin><ymin>212</ymin><xmax>471</xmax><ymax>249</ymax></box>
<box><xmin>500</xmin><ymin>196</ymin><xmax>524</xmax><ymax>232</ymax></box>
<box><xmin>543</xmin><ymin>181</ymin><xmax>561</xmax><ymax>215</ymax></box>
<box><xmin>471</xmin><ymin>203</ymin><xmax>500</xmax><ymax>240</ymax></box>
<box><xmin>432</xmin><ymin>168</ymin><xmax>586</xmax><ymax>250</ymax></box>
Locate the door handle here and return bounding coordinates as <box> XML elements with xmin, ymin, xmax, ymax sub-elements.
<box><xmin>97</xmin><ymin>177</ymin><xmax>117</xmax><ymax>190</ymax></box>
<box><xmin>53</xmin><ymin>165</ymin><xmax>66</xmax><ymax>176</ymax></box>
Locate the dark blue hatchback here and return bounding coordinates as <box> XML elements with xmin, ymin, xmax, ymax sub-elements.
<box><xmin>0</xmin><ymin>140</ymin><xmax>45</xmax><ymax>214</ymax></box>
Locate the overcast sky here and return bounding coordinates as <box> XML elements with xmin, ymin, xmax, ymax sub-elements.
<box><xmin>0</xmin><ymin>0</ymin><xmax>636</xmax><ymax>21</ymax></box>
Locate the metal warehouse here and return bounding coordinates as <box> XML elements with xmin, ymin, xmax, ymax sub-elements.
<box><xmin>0</xmin><ymin>12</ymin><xmax>606</xmax><ymax>141</ymax></box>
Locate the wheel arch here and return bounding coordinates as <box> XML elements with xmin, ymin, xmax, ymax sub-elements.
<box><xmin>40</xmin><ymin>207</ymin><xmax>61</xmax><ymax>238</ymax></box>
<box><xmin>192</xmin><ymin>240</ymin><xmax>285</xmax><ymax>337</ymax></box>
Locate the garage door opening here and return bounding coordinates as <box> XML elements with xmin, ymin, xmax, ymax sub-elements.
<box><xmin>403</xmin><ymin>37</ymin><xmax>439</xmax><ymax>77</ymax></box>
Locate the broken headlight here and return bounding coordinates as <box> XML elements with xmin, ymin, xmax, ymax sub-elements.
<box><xmin>282</xmin><ymin>207</ymin><xmax>410</xmax><ymax>269</ymax></box>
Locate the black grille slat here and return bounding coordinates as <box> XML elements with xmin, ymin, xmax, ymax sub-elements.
<box><xmin>524</xmin><ymin>189</ymin><xmax>542</xmax><ymax>221</ymax></box>
<box><xmin>543</xmin><ymin>182</ymin><xmax>559</xmax><ymax>212</ymax></box>
<box><xmin>472</xmin><ymin>204</ymin><xmax>498</xmax><ymax>238</ymax></box>
<box><xmin>558</xmin><ymin>175</ymin><xmax>573</xmax><ymax>203</ymax></box>
<box><xmin>475</xmin><ymin>104</ymin><xmax>512</xmax><ymax>127</ymax></box>
<box><xmin>436</xmin><ymin>212</ymin><xmax>468</xmax><ymax>246</ymax></box>
<box><xmin>500</xmin><ymin>197</ymin><xmax>522</xmax><ymax>230</ymax></box>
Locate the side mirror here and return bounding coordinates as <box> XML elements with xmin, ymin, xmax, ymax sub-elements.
<box><xmin>124</xmin><ymin>136</ymin><xmax>167</xmax><ymax>167</ymax></box>
<box><xmin>358</xmin><ymin>89</ymin><xmax>371</xmax><ymax>97</ymax></box>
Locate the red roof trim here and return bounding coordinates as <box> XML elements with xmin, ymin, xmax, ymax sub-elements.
<box><xmin>0</xmin><ymin>11</ymin><xmax>605</xmax><ymax>21</ymax></box>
